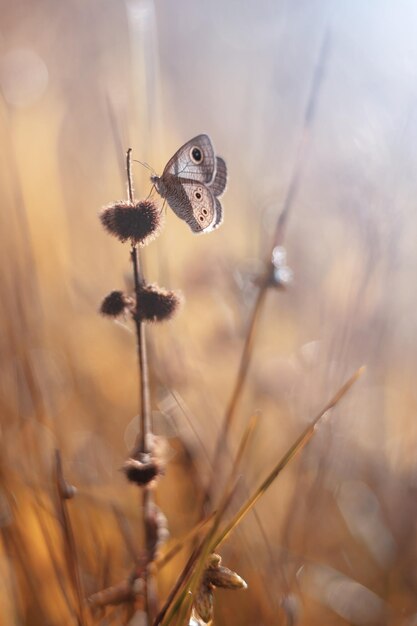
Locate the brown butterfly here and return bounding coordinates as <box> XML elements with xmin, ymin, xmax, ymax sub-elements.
<box><xmin>151</xmin><ymin>134</ymin><xmax>227</xmax><ymax>233</ymax></box>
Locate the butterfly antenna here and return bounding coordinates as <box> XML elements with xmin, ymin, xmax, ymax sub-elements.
<box><xmin>132</xmin><ymin>159</ymin><xmax>157</xmax><ymax>176</ymax></box>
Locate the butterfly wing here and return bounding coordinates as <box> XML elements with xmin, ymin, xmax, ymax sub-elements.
<box><xmin>162</xmin><ymin>134</ymin><xmax>216</xmax><ymax>184</ymax></box>
<box><xmin>163</xmin><ymin>175</ymin><xmax>216</xmax><ymax>233</ymax></box>
<box><xmin>198</xmin><ymin>199</ymin><xmax>223</xmax><ymax>233</ymax></box>
<box><xmin>212</xmin><ymin>199</ymin><xmax>223</xmax><ymax>229</ymax></box>
<box><xmin>209</xmin><ymin>157</ymin><xmax>227</xmax><ymax>197</ymax></box>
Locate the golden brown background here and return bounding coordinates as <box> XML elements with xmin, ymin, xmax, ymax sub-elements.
<box><xmin>1</xmin><ymin>1</ymin><xmax>417</xmax><ymax>624</ymax></box>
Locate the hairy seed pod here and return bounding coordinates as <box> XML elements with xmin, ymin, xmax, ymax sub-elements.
<box><xmin>100</xmin><ymin>200</ymin><xmax>162</xmax><ymax>245</ymax></box>
<box><xmin>100</xmin><ymin>290</ymin><xmax>133</xmax><ymax>317</ymax></box>
<box><xmin>122</xmin><ymin>452</ymin><xmax>164</xmax><ymax>487</ymax></box>
<box><xmin>134</xmin><ymin>284</ymin><xmax>181</xmax><ymax>323</ymax></box>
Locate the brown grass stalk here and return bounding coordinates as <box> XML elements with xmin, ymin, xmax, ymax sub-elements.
<box><xmin>54</xmin><ymin>449</ymin><xmax>87</xmax><ymax>626</ymax></box>
<box><xmin>154</xmin><ymin>414</ymin><xmax>259</xmax><ymax>625</ymax></box>
<box><xmin>213</xmin><ymin>366</ymin><xmax>364</xmax><ymax>551</ymax></box>
<box><xmin>126</xmin><ymin>148</ymin><xmax>156</xmax><ymax>623</ymax></box>
<box><xmin>207</xmin><ymin>30</ymin><xmax>331</xmax><ymax>510</ymax></box>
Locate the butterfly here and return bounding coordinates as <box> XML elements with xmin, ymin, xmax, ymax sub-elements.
<box><xmin>151</xmin><ymin>134</ymin><xmax>227</xmax><ymax>233</ymax></box>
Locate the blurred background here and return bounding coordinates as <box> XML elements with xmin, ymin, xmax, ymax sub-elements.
<box><xmin>1</xmin><ymin>0</ymin><xmax>417</xmax><ymax>624</ymax></box>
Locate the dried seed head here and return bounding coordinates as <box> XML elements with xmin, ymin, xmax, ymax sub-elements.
<box><xmin>194</xmin><ymin>553</ymin><xmax>247</xmax><ymax>623</ymax></box>
<box><xmin>57</xmin><ymin>474</ymin><xmax>77</xmax><ymax>500</ymax></box>
<box><xmin>206</xmin><ymin>553</ymin><xmax>222</xmax><ymax>569</ymax></box>
<box><xmin>123</xmin><ymin>437</ymin><xmax>165</xmax><ymax>486</ymax></box>
<box><xmin>122</xmin><ymin>449</ymin><xmax>164</xmax><ymax>487</ymax></box>
<box><xmin>194</xmin><ymin>583</ymin><xmax>213</xmax><ymax>624</ymax></box>
<box><xmin>60</xmin><ymin>481</ymin><xmax>77</xmax><ymax>500</ymax></box>
<box><xmin>206</xmin><ymin>565</ymin><xmax>247</xmax><ymax>590</ymax></box>
<box><xmin>100</xmin><ymin>200</ymin><xmax>162</xmax><ymax>245</ymax></box>
<box><xmin>203</xmin><ymin>553</ymin><xmax>247</xmax><ymax>589</ymax></box>
<box><xmin>100</xmin><ymin>290</ymin><xmax>132</xmax><ymax>317</ymax></box>
<box><xmin>135</xmin><ymin>284</ymin><xmax>181</xmax><ymax>323</ymax></box>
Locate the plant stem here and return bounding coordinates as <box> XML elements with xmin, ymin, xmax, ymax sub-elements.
<box><xmin>126</xmin><ymin>148</ymin><xmax>155</xmax><ymax>622</ymax></box>
<box><xmin>126</xmin><ymin>148</ymin><xmax>152</xmax><ymax>455</ymax></box>
<box><xmin>206</xmin><ymin>31</ymin><xmax>331</xmax><ymax>508</ymax></box>
<box><xmin>213</xmin><ymin>366</ymin><xmax>364</xmax><ymax>550</ymax></box>
<box><xmin>130</xmin><ymin>244</ymin><xmax>152</xmax><ymax>453</ymax></box>
<box><xmin>54</xmin><ymin>450</ymin><xmax>86</xmax><ymax>626</ymax></box>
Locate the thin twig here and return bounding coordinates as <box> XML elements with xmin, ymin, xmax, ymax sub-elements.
<box><xmin>152</xmin><ymin>544</ymin><xmax>202</xmax><ymax>626</ymax></box>
<box><xmin>153</xmin><ymin>416</ymin><xmax>258</xmax><ymax>623</ymax></box>
<box><xmin>206</xmin><ymin>31</ymin><xmax>331</xmax><ymax>508</ymax></box>
<box><xmin>154</xmin><ymin>478</ymin><xmax>240</xmax><ymax>626</ymax></box>
<box><xmin>270</xmin><ymin>31</ymin><xmax>330</xmax><ymax>252</ymax></box>
<box><xmin>33</xmin><ymin>498</ymin><xmax>76</xmax><ymax>616</ymax></box>
<box><xmin>126</xmin><ymin>149</ymin><xmax>156</xmax><ymax>622</ymax></box>
<box><xmin>155</xmin><ymin>513</ymin><xmax>215</xmax><ymax>571</ymax></box>
<box><xmin>54</xmin><ymin>450</ymin><xmax>87</xmax><ymax>626</ymax></box>
<box><xmin>213</xmin><ymin>366</ymin><xmax>364</xmax><ymax>550</ymax></box>
<box><xmin>126</xmin><ymin>149</ymin><xmax>152</xmax><ymax>454</ymax></box>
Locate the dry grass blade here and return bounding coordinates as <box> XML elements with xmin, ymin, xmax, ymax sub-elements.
<box><xmin>155</xmin><ymin>513</ymin><xmax>215</xmax><ymax>571</ymax></box>
<box><xmin>228</xmin><ymin>412</ymin><xmax>260</xmax><ymax>483</ymax></box>
<box><xmin>155</xmin><ymin>414</ymin><xmax>259</xmax><ymax>623</ymax></box>
<box><xmin>213</xmin><ymin>366</ymin><xmax>364</xmax><ymax>550</ymax></box>
<box><xmin>160</xmin><ymin>367</ymin><xmax>363</xmax><ymax>623</ymax></box>
<box><xmin>172</xmin><ymin>415</ymin><xmax>259</xmax><ymax>624</ymax></box>
<box><xmin>216</xmin><ymin>293</ymin><xmax>267</xmax><ymax>446</ymax></box>
<box><xmin>156</xmin><ymin>479</ymin><xmax>241</xmax><ymax>626</ymax></box>
<box><xmin>270</xmin><ymin>29</ymin><xmax>330</xmax><ymax>251</ymax></box>
<box><xmin>54</xmin><ymin>450</ymin><xmax>87</xmax><ymax>626</ymax></box>
<box><xmin>153</xmin><ymin>543</ymin><xmax>205</xmax><ymax>626</ymax></box>
<box><xmin>90</xmin><ymin>513</ymin><xmax>214</xmax><ymax>616</ymax></box>
<box><xmin>173</xmin><ymin>417</ymin><xmax>260</xmax><ymax>624</ymax></box>
<box><xmin>207</xmin><ymin>30</ymin><xmax>332</xmax><ymax>509</ymax></box>
<box><xmin>32</xmin><ymin>499</ymin><xmax>75</xmax><ymax>615</ymax></box>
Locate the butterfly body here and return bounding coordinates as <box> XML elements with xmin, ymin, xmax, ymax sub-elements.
<box><xmin>151</xmin><ymin>134</ymin><xmax>227</xmax><ymax>233</ymax></box>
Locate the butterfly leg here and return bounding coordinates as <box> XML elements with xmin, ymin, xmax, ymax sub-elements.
<box><xmin>159</xmin><ymin>198</ymin><xmax>167</xmax><ymax>218</ymax></box>
<box><xmin>146</xmin><ymin>183</ymin><xmax>156</xmax><ymax>201</ymax></box>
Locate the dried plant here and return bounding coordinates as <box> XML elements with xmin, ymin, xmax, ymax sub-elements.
<box><xmin>3</xmin><ymin>5</ymin><xmax>412</xmax><ymax>626</ymax></box>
